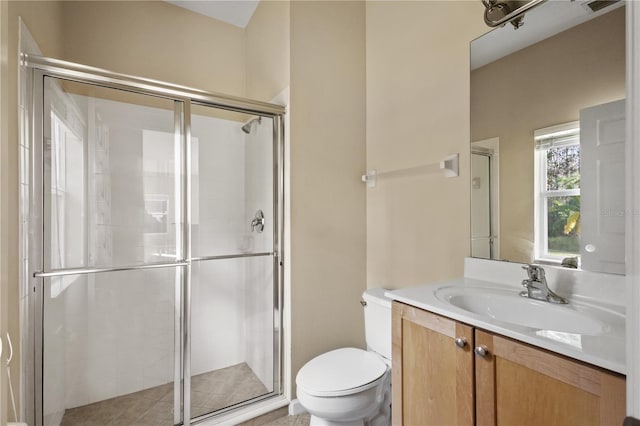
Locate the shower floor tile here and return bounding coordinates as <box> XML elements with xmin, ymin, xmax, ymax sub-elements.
<box><xmin>60</xmin><ymin>363</ymin><xmax>268</xmax><ymax>426</ymax></box>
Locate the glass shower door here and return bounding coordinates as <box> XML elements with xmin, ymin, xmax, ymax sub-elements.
<box><xmin>189</xmin><ymin>105</ymin><xmax>279</xmax><ymax>420</ymax></box>
<box><xmin>40</xmin><ymin>77</ymin><xmax>184</xmax><ymax>426</ymax></box>
<box><xmin>29</xmin><ymin>60</ymin><xmax>284</xmax><ymax>426</ymax></box>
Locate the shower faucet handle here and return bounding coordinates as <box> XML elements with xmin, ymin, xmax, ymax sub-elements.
<box><xmin>251</xmin><ymin>210</ymin><xmax>265</xmax><ymax>233</ymax></box>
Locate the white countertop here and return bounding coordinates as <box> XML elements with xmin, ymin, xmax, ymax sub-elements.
<box><xmin>386</xmin><ymin>277</ymin><xmax>626</xmax><ymax>375</ymax></box>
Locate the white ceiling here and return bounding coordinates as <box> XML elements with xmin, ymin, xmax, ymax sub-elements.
<box><xmin>471</xmin><ymin>0</ymin><xmax>624</xmax><ymax>70</ymax></box>
<box><xmin>165</xmin><ymin>0</ymin><xmax>260</xmax><ymax>28</ymax></box>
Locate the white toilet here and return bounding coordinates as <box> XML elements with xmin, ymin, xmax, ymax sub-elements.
<box><xmin>296</xmin><ymin>288</ymin><xmax>392</xmax><ymax>426</ymax></box>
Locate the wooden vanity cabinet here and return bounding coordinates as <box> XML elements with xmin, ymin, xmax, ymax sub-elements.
<box><xmin>392</xmin><ymin>302</ymin><xmax>475</xmax><ymax>426</ymax></box>
<box><xmin>392</xmin><ymin>301</ymin><xmax>626</xmax><ymax>426</ymax></box>
<box><xmin>475</xmin><ymin>329</ymin><xmax>625</xmax><ymax>426</ymax></box>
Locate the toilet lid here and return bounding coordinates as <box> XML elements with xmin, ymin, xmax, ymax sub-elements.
<box><xmin>296</xmin><ymin>348</ymin><xmax>387</xmax><ymax>397</ymax></box>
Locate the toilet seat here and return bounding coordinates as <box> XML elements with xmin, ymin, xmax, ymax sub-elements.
<box><xmin>296</xmin><ymin>348</ymin><xmax>388</xmax><ymax>397</ymax></box>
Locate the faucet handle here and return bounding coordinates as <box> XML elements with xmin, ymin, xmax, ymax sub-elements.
<box><xmin>522</xmin><ymin>264</ymin><xmax>534</xmax><ymax>279</ymax></box>
<box><xmin>523</xmin><ymin>264</ymin><xmax>545</xmax><ymax>280</ymax></box>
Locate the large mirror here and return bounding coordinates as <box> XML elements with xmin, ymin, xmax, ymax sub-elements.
<box><xmin>470</xmin><ymin>0</ymin><xmax>626</xmax><ymax>274</ymax></box>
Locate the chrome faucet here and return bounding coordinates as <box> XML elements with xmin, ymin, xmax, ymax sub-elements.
<box><xmin>520</xmin><ymin>264</ymin><xmax>568</xmax><ymax>304</ymax></box>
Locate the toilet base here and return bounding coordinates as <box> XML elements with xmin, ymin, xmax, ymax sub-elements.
<box><xmin>309</xmin><ymin>414</ymin><xmax>363</xmax><ymax>426</ymax></box>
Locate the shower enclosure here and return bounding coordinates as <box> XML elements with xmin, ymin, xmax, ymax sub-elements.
<box><xmin>20</xmin><ymin>55</ymin><xmax>285</xmax><ymax>425</ymax></box>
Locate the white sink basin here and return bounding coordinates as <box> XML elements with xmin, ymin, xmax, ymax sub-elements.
<box><xmin>434</xmin><ymin>286</ymin><xmax>623</xmax><ymax>336</ymax></box>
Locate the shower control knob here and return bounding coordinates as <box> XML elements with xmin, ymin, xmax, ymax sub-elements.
<box><xmin>454</xmin><ymin>337</ymin><xmax>467</xmax><ymax>348</ymax></box>
<box><xmin>251</xmin><ymin>210</ymin><xmax>265</xmax><ymax>233</ymax></box>
<box><xmin>474</xmin><ymin>345</ymin><xmax>489</xmax><ymax>358</ymax></box>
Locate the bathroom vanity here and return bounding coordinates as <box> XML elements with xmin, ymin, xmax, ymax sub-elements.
<box><xmin>386</xmin><ymin>258</ymin><xmax>626</xmax><ymax>426</ymax></box>
<box><xmin>429</xmin><ymin>2</ymin><xmax>630</xmax><ymax>424</ymax></box>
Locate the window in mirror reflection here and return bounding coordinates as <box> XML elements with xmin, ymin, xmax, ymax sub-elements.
<box><xmin>534</xmin><ymin>123</ymin><xmax>580</xmax><ymax>263</ymax></box>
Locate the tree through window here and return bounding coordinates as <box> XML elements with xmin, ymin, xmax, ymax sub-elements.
<box><xmin>534</xmin><ymin>122</ymin><xmax>580</xmax><ymax>262</ymax></box>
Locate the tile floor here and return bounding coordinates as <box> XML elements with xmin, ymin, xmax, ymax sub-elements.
<box><xmin>262</xmin><ymin>414</ymin><xmax>310</xmax><ymax>426</ymax></box>
<box><xmin>60</xmin><ymin>363</ymin><xmax>268</xmax><ymax>426</ymax></box>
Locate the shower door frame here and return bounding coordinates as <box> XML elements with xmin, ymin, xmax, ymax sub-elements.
<box><xmin>20</xmin><ymin>54</ymin><xmax>286</xmax><ymax>426</ymax></box>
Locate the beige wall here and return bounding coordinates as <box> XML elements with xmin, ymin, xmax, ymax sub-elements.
<box><xmin>246</xmin><ymin>0</ymin><xmax>290</xmax><ymax>102</ymax></box>
<box><xmin>1</xmin><ymin>3</ymin><xmax>8</xmax><ymax>424</ymax></box>
<box><xmin>290</xmin><ymin>0</ymin><xmax>367</xmax><ymax>388</ymax></box>
<box><xmin>471</xmin><ymin>7</ymin><xmax>626</xmax><ymax>263</ymax></box>
<box><xmin>60</xmin><ymin>1</ymin><xmax>246</xmax><ymax>96</ymax></box>
<box><xmin>366</xmin><ymin>1</ymin><xmax>487</xmax><ymax>290</ymax></box>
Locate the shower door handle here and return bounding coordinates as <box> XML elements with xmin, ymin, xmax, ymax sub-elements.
<box><xmin>251</xmin><ymin>210</ymin><xmax>265</xmax><ymax>233</ymax></box>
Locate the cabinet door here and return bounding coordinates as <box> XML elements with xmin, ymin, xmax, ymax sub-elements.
<box><xmin>392</xmin><ymin>302</ymin><xmax>474</xmax><ymax>426</ymax></box>
<box><xmin>475</xmin><ymin>330</ymin><xmax>625</xmax><ymax>426</ymax></box>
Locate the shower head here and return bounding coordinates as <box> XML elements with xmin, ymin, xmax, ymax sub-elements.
<box><xmin>241</xmin><ymin>117</ymin><xmax>262</xmax><ymax>134</ymax></box>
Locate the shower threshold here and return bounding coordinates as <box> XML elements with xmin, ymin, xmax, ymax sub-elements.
<box><xmin>59</xmin><ymin>363</ymin><xmax>268</xmax><ymax>426</ymax></box>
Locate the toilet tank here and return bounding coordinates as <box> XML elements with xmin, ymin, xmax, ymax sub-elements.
<box><xmin>362</xmin><ymin>288</ymin><xmax>392</xmax><ymax>361</ymax></box>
